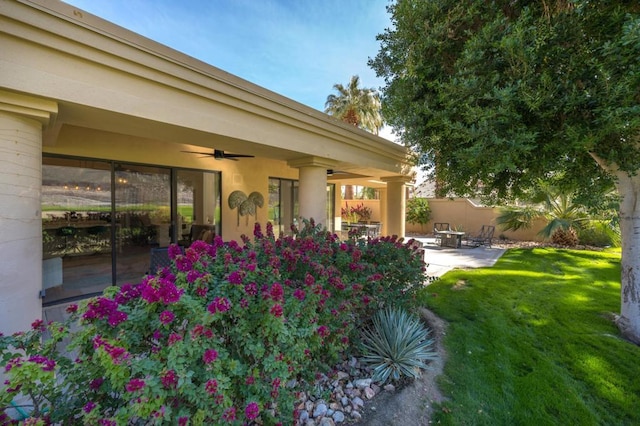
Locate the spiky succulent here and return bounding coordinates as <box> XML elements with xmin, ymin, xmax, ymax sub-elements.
<box><xmin>360</xmin><ymin>307</ymin><xmax>437</xmax><ymax>384</ymax></box>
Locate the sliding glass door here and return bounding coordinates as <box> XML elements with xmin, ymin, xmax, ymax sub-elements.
<box><xmin>114</xmin><ymin>164</ymin><xmax>171</xmax><ymax>286</ymax></box>
<box><xmin>42</xmin><ymin>156</ymin><xmax>221</xmax><ymax>305</ymax></box>
<box><xmin>42</xmin><ymin>158</ymin><xmax>114</xmax><ymax>303</ymax></box>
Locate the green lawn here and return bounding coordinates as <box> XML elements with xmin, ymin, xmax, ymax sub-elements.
<box><xmin>418</xmin><ymin>248</ymin><xmax>640</xmax><ymax>425</ymax></box>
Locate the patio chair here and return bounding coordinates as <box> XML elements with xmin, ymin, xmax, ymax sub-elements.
<box><xmin>433</xmin><ymin>222</ymin><xmax>450</xmax><ymax>245</ymax></box>
<box><xmin>465</xmin><ymin>225</ymin><xmax>495</xmax><ymax>248</ymax></box>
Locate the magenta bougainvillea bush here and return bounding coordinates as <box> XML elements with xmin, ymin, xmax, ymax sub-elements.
<box><xmin>0</xmin><ymin>220</ymin><xmax>425</xmax><ymax>425</ymax></box>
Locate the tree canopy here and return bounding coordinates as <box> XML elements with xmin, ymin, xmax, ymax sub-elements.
<box><xmin>370</xmin><ymin>0</ymin><xmax>640</xmax><ymax>202</ymax></box>
<box><xmin>370</xmin><ymin>0</ymin><xmax>640</xmax><ymax>343</ymax></box>
<box><xmin>325</xmin><ymin>75</ymin><xmax>384</xmax><ymax>135</ymax></box>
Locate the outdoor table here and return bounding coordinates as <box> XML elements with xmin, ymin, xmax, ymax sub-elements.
<box><xmin>346</xmin><ymin>223</ymin><xmax>380</xmax><ymax>238</ymax></box>
<box><xmin>439</xmin><ymin>230</ymin><xmax>465</xmax><ymax>248</ymax></box>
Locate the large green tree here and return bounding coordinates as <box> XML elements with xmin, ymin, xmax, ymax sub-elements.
<box><xmin>370</xmin><ymin>0</ymin><xmax>640</xmax><ymax>343</ymax></box>
<box><xmin>325</xmin><ymin>75</ymin><xmax>384</xmax><ymax>135</ymax></box>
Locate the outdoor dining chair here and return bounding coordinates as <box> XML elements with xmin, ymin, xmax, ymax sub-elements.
<box><xmin>465</xmin><ymin>225</ymin><xmax>495</xmax><ymax>248</ymax></box>
<box><xmin>433</xmin><ymin>222</ymin><xmax>451</xmax><ymax>245</ymax></box>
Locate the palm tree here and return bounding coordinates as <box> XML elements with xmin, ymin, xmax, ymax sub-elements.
<box><xmin>325</xmin><ymin>75</ymin><xmax>383</xmax><ymax>135</ymax></box>
<box><xmin>496</xmin><ymin>180</ymin><xmax>620</xmax><ymax>246</ymax></box>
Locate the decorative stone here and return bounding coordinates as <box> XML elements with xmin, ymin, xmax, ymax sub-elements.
<box><xmin>351</xmin><ymin>410</ymin><xmax>362</xmax><ymax>420</ymax></box>
<box><xmin>299</xmin><ymin>410</ymin><xmax>310</xmax><ymax>423</ymax></box>
<box><xmin>313</xmin><ymin>403</ymin><xmax>328</xmax><ymax>418</ymax></box>
<box><xmin>319</xmin><ymin>418</ymin><xmax>335</xmax><ymax>426</ymax></box>
<box><xmin>352</xmin><ymin>396</ymin><xmax>364</xmax><ymax>408</ymax></box>
<box><xmin>329</xmin><ymin>402</ymin><xmax>341</xmax><ymax>411</ymax></box>
<box><xmin>384</xmin><ymin>384</ymin><xmax>396</xmax><ymax>392</ymax></box>
<box><xmin>340</xmin><ymin>397</ymin><xmax>349</xmax><ymax>407</ymax></box>
<box><xmin>326</xmin><ymin>408</ymin><xmax>335</xmax><ymax>417</ymax></box>
<box><xmin>305</xmin><ymin>401</ymin><xmax>315</xmax><ymax>412</ymax></box>
<box><xmin>305</xmin><ymin>420</ymin><xmax>316</xmax><ymax>426</ymax></box>
<box><xmin>371</xmin><ymin>383</ymin><xmax>381</xmax><ymax>394</ymax></box>
<box><xmin>364</xmin><ymin>386</ymin><xmax>376</xmax><ymax>399</ymax></box>
<box><xmin>354</xmin><ymin>378</ymin><xmax>372</xmax><ymax>389</ymax></box>
<box><xmin>332</xmin><ymin>411</ymin><xmax>346</xmax><ymax>423</ymax></box>
<box><xmin>336</xmin><ymin>371</ymin><xmax>349</xmax><ymax>380</ymax></box>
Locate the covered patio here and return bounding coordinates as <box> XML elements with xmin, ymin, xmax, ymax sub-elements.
<box><xmin>0</xmin><ymin>0</ymin><xmax>414</xmax><ymax>334</ymax></box>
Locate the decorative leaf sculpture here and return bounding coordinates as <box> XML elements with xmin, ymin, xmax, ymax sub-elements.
<box><xmin>228</xmin><ymin>190</ymin><xmax>248</xmax><ymax>226</ymax></box>
<box><xmin>228</xmin><ymin>190</ymin><xmax>264</xmax><ymax>226</ymax></box>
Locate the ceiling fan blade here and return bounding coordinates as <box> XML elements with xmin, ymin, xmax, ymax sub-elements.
<box><xmin>225</xmin><ymin>154</ymin><xmax>255</xmax><ymax>158</ymax></box>
<box><xmin>181</xmin><ymin>150</ymin><xmax>215</xmax><ymax>156</ymax></box>
<box><xmin>182</xmin><ymin>149</ymin><xmax>254</xmax><ymax>160</ymax></box>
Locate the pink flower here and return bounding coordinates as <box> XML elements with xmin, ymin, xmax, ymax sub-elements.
<box><xmin>161</xmin><ymin>369</ymin><xmax>177</xmax><ymax>389</ymax></box>
<box><xmin>65</xmin><ymin>303</ymin><xmax>78</xmax><ymax>313</ymax></box>
<box><xmin>293</xmin><ymin>288</ymin><xmax>306</xmax><ymax>301</ymax></box>
<box><xmin>205</xmin><ymin>378</ymin><xmax>218</xmax><ymax>395</ymax></box>
<box><xmin>89</xmin><ymin>378</ymin><xmax>104</xmax><ymax>390</ymax></box>
<box><xmin>244</xmin><ymin>282</ymin><xmax>258</xmax><ymax>296</ymax></box>
<box><xmin>270</xmin><ymin>304</ymin><xmax>283</xmax><ymax>317</ymax></box>
<box><xmin>304</xmin><ymin>273</ymin><xmax>315</xmax><ymax>286</ymax></box>
<box><xmin>159</xmin><ymin>310</ymin><xmax>175</xmax><ymax>325</ymax></box>
<box><xmin>245</xmin><ymin>402</ymin><xmax>260</xmax><ymax>420</ymax></box>
<box><xmin>270</xmin><ymin>282</ymin><xmax>284</xmax><ymax>301</ymax></box>
<box><xmin>222</xmin><ymin>407</ymin><xmax>236</xmax><ymax>422</ymax></box>
<box><xmin>125</xmin><ymin>378</ymin><xmax>145</xmax><ymax>392</ymax></box>
<box><xmin>317</xmin><ymin>325</ymin><xmax>330</xmax><ymax>337</ymax></box>
<box><xmin>168</xmin><ymin>333</ymin><xmax>183</xmax><ymax>345</ymax></box>
<box><xmin>107</xmin><ymin>310</ymin><xmax>128</xmax><ymax>327</ymax></box>
<box><xmin>207</xmin><ymin>297</ymin><xmax>231</xmax><ymax>314</ymax></box>
<box><xmin>245</xmin><ymin>375</ymin><xmax>255</xmax><ymax>385</ymax></box>
<box><xmin>83</xmin><ymin>401</ymin><xmax>96</xmax><ymax>413</ymax></box>
<box><xmin>178</xmin><ymin>417</ymin><xmax>188</xmax><ymax>426</ymax></box>
<box><xmin>203</xmin><ymin>348</ymin><xmax>218</xmax><ymax>364</ymax></box>
<box><xmin>31</xmin><ymin>319</ymin><xmax>45</xmax><ymax>331</ymax></box>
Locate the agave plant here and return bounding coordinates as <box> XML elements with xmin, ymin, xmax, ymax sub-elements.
<box><xmin>360</xmin><ymin>307</ymin><xmax>437</xmax><ymax>384</ymax></box>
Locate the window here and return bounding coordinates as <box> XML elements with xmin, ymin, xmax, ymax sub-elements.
<box><xmin>41</xmin><ymin>156</ymin><xmax>221</xmax><ymax>305</ymax></box>
<box><xmin>269</xmin><ymin>178</ymin><xmax>335</xmax><ymax>236</ymax></box>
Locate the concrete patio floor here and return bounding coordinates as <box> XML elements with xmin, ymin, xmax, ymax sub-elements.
<box><xmin>411</xmin><ymin>237</ymin><xmax>507</xmax><ymax>279</ymax></box>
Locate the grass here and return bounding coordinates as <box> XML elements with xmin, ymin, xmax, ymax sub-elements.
<box><xmin>418</xmin><ymin>247</ymin><xmax>640</xmax><ymax>425</ymax></box>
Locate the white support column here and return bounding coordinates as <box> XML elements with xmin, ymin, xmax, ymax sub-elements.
<box><xmin>378</xmin><ymin>188</ymin><xmax>388</xmax><ymax>236</ymax></box>
<box><xmin>0</xmin><ymin>91</ymin><xmax>57</xmax><ymax>335</ymax></box>
<box><xmin>288</xmin><ymin>156</ymin><xmax>337</xmax><ymax>229</ymax></box>
<box><xmin>382</xmin><ymin>175</ymin><xmax>412</xmax><ymax>238</ymax></box>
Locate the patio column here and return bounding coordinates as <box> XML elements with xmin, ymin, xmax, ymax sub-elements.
<box><xmin>378</xmin><ymin>188</ymin><xmax>388</xmax><ymax>235</ymax></box>
<box><xmin>0</xmin><ymin>90</ymin><xmax>57</xmax><ymax>335</ymax></box>
<box><xmin>288</xmin><ymin>156</ymin><xmax>336</xmax><ymax>228</ymax></box>
<box><xmin>381</xmin><ymin>175</ymin><xmax>412</xmax><ymax>238</ymax></box>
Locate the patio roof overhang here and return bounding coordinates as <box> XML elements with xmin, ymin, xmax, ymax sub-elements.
<box><xmin>0</xmin><ymin>0</ymin><xmax>414</xmax><ymax>187</ymax></box>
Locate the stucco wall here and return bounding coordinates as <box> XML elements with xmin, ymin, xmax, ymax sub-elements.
<box><xmin>407</xmin><ymin>198</ymin><xmax>546</xmax><ymax>241</ymax></box>
<box><xmin>345</xmin><ymin>197</ymin><xmax>547</xmax><ymax>241</ymax></box>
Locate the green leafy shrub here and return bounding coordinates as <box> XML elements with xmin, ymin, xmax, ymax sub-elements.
<box><xmin>577</xmin><ymin>220</ymin><xmax>620</xmax><ymax>247</ymax></box>
<box><xmin>406</xmin><ymin>198</ymin><xmax>431</xmax><ymax>232</ymax></box>
<box><xmin>1</xmin><ymin>219</ymin><xmax>426</xmax><ymax>424</ymax></box>
<box><xmin>360</xmin><ymin>307</ymin><xmax>437</xmax><ymax>384</ymax></box>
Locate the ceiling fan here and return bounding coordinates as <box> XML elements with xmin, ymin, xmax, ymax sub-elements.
<box><xmin>181</xmin><ymin>149</ymin><xmax>254</xmax><ymax>161</ymax></box>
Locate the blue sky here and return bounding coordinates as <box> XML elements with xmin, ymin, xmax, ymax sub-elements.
<box><xmin>62</xmin><ymin>0</ymin><xmax>392</xmax><ymax>113</ymax></box>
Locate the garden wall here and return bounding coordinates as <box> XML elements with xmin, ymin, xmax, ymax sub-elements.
<box><xmin>342</xmin><ymin>198</ymin><xmax>546</xmax><ymax>241</ymax></box>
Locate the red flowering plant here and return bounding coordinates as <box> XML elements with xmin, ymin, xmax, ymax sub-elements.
<box><xmin>0</xmin><ymin>219</ymin><xmax>426</xmax><ymax>424</ymax></box>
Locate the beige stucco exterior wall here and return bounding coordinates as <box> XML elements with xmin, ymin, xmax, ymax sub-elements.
<box><xmin>405</xmin><ymin>198</ymin><xmax>547</xmax><ymax>241</ymax></box>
